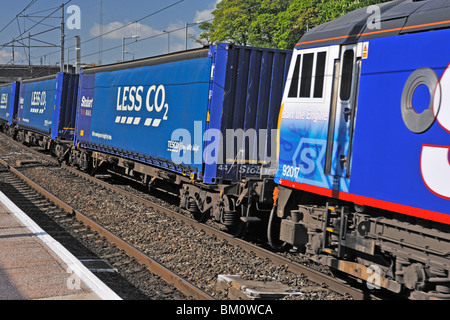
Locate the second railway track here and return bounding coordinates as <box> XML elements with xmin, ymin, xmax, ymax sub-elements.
<box><xmin>0</xmin><ymin>132</ymin><xmax>382</xmax><ymax>300</ymax></box>
<box><xmin>0</xmin><ymin>167</ymin><xmax>189</xmax><ymax>300</ymax></box>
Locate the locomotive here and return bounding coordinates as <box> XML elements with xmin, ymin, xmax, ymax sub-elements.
<box><xmin>0</xmin><ymin>0</ymin><xmax>449</xmax><ymax>300</ymax></box>
<box><xmin>274</xmin><ymin>0</ymin><xmax>450</xmax><ymax>299</ymax></box>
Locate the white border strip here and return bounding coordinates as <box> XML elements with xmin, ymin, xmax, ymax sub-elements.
<box><xmin>0</xmin><ymin>192</ymin><xmax>122</xmax><ymax>300</ymax></box>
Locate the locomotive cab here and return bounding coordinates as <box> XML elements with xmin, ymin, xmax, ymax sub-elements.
<box><xmin>279</xmin><ymin>43</ymin><xmax>362</xmax><ymax>188</ymax></box>
<box><xmin>274</xmin><ymin>0</ymin><xmax>450</xmax><ymax>300</ymax></box>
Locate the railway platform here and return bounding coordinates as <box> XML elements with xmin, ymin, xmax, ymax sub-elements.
<box><xmin>0</xmin><ymin>191</ymin><xmax>121</xmax><ymax>300</ymax></box>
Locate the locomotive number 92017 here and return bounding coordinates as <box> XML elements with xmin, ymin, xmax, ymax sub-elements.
<box><xmin>282</xmin><ymin>165</ymin><xmax>301</xmax><ymax>179</ymax></box>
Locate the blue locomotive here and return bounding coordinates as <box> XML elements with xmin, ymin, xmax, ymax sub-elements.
<box><xmin>274</xmin><ymin>0</ymin><xmax>450</xmax><ymax>299</ymax></box>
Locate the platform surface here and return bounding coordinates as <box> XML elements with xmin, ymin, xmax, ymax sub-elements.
<box><xmin>0</xmin><ymin>192</ymin><xmax>121</xmax><ymax>300</ymax></box>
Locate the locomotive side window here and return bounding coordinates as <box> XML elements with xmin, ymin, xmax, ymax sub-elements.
<box><xmin>313</xmin><ymin>52</ymin><xmax>327</xmax><ymax>98</ymax></box>
<box><xmin>340</xmin><ymin>49</ymin><xmax>355</xmax><ymax>101</ymax></box>
<box><xmin>288</xmin><ymin>55</ymin><xmax>302</xmax><ymax>98</ymax></box>
<box><xmin>287</xmin><ymin>51</ymin><xmax>328</xmax><ymax>99</ymax></box>
<box><xmin>300</xmin><ymin>53</ymin><xmax>314</xmax><ymax>97</ymax></box>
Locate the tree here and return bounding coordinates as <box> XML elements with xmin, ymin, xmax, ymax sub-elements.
<box><xmin>246</xmin><ymin>0</ymin><xmax>291</xmax><ymax>48</ymax></box>
<box><xmin>317</xmin><ymin>0</ymin><xmax>391</xmax><ymax>22</ymax></box>
<box><xmin>199</xmin><ymin>0</ymin><xmax>391</xmax><ymax>49</ymax></box>
<box><xmin>197</xmin><ymin>0</ymin><xmax>261</xmax><ymax>46</ymax></box>
<box><xmin>273</xmin><ymin>0</ymin><xmax>319</xmax><ymax>49</ymax></box>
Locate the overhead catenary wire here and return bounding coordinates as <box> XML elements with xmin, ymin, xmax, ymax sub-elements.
<box><xmin>33</xmin><ymin>0</ymin><xmax>186</xmax><ymax>63</ymax></box>
<box><xmin>1</xmin><ymin>0</ymin><xmax>73</xmax><ymax>50</ymax></box>
<box><xmin>0</xmin><ymin>0</ymin><xmax>73</xmax><ymax>67</ymax></box>
<box><xmin>68</xmin><ymin>1</ymin><xmax>269</xmax><ymax>64</ymax></box>
<box><xmin>3</xmin><ymin>0</ymin><xmax>268</xmax><ymax>67</ymax></box>
<box><xmin>74</xmin><ymin>22</ymin><xmax>204</xmax><ymax>61</ymax></box>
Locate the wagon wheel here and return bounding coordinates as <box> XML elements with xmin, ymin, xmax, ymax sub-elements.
<box><xmin>188</xmin><ymin>197</ymin><xmax>209</xmax><ymax>223</ymax></box>
<box><xmin>225</xmin><ymin>203</ymin><xmax>249</xmax><ymax>238</ymax></box>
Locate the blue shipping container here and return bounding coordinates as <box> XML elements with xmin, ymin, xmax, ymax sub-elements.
<box><xmin>75</xmin><ymin>44</ymin><xmax>291</xmax><ymax>183</ymax></box>
<box><xmin>0</xmin><ymin>82</ymin><xmax>20</xmax><ymax>126</ymax></box>
<box><xmin>17</xmin><ymin>73</ymin><xmax>78</xmax><ymax>140</ymax></box>
<box><xmin>205</xmin><ymin>44</ymin><xmax>292</xmax><ymax>183</ymax></box>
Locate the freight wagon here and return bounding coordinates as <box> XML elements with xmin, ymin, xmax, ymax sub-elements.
<box><xmin>0</xmin><ymin>81</ymin><xmax>20</xmax><ymax>134</ymax></box>
<box><xmin>71</xmin><ymin>44</ymin><xmax>291</xmax><ymax>234</ymax></box>
<box><xmin>16</xmin><ymin>72</ymin><xmax>79</xmax><ymax>153</ymax></box>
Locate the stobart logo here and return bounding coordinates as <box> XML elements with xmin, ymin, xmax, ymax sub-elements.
<box><xmin>115</xmin><ymin>85</ymin><xmax>169</xmax><ymax>128</ymax></box>
<box><xmin>80</xmin><ymin>96</ymin><xmax>93</xmax><ymax>108</ymax></box>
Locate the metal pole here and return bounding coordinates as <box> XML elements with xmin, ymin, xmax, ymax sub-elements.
<box><xmin>28</xmin><ymin>33</ymin><xmax>31</xmax><ymax>67</ymax></box>
<box><xmin>185</xmin><ymin>23</ymin><xmax>188</xmax><ymax>50</ymax></box>
<box><xmin>61</xmin><ymin>4</ymin><xmax>65</xmax><ymax>73</ymax></box>
<box><xmin>12</xmin><ymin>39</ymin><xmax>15</xmax><ymax>65</ymax></box>
<box><xmin>122</xmin><ymin>38</ymin><xmax>125</xmax><ymax>62</ymax></box>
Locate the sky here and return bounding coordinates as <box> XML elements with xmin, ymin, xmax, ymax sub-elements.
<box><xmin>0</xmin><ymin>0</ymin><xmax>221</xmax><ymax>67</ymax></box>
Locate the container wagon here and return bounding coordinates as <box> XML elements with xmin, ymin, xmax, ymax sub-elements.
<box><xmin>0</xmin><ymin>81</ymin><xmax>20</xmax><ymax>135</ymax></box>
<box><xmin>16</xmin><ymin>72</ymin><xmax>79</xmax><ymax>156</ymax></box>
<box><xmin>71</xmin><ymin>43</ymin><xmax>291</xmax><ymax>234</ymax></box>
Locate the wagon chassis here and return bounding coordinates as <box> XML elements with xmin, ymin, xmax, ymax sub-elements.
<box><xmin>60</xmin><ymin>141</ymin><xmax>276</xmax><ymax>237</ymax></box>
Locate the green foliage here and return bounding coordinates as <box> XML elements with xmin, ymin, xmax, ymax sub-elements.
<box><xmin>198</xmin><ymin>0</ymin><xmax>290</xmax><ymax>47</ymax></box>
<box><xmin>198</xmin><ymin>0</ymin><xmax>391</xmax><ymax>49</ymax></box>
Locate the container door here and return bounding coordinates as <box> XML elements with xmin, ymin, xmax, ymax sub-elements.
<box><xmin>325</xmin><ymin>43</ymin><xmax>361</xmax><ymax>179</ymax></box>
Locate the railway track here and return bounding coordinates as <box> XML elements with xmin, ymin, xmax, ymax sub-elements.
<box><xmin>0</xmin><ymin>144</ymin><xmax>212</xmax><ymax>300</ymax></box>
<box><xmin>0</xmin><ymin>167</ymin><xmax>191</xmax><ymax>300</ymax></box>
<box><xmin>0</xmin><ymin>132</ymin><xmax>383</xmax><ymax>300</ymax></box>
